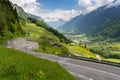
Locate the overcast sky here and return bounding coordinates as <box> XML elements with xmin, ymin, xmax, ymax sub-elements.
<box><xmin>10</xmin><ymin>0</ymin><xmax>116</xmax><ymax>22</ymax></box>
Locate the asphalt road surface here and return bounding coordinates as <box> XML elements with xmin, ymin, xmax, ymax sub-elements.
<box><xmin>15</xmin><ymin>47</ymin><xmax>120</xmax><ymax>80</ymax></box>
<box><xmin>7</xmin><ymin>40</ymin><xmax>120</xmax><ymax>80</ymax></box>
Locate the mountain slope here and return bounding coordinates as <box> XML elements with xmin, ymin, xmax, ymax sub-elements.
<box><xmin>28</xmin><ymin>13</ymin><xmax>43</xmax><ymax>21</ymax></box>
<box><xmin>0</xmin><ymin>1</ymin><xmax>75</xmax><ymax>79</ymax></box>
<box><xmin>9</xmin><ymin>3</ymin><xmax>72</xmax><ymax>55</ymax></box>
<box><xmin>12</xmin><ymin>4</ymin><xmax>28</xmax><ymax>20</ymax></box>
<box><xmin>98</xmin><ymin>18</ymin><xmax>120</xmax><ymax>38</ymax></box>
<box><xmin>12</xmin><ymin>4</ymin><xmax>42</xmax><ymax>23</ymax></box>
<box><xmin>12</xmin><ymin>3</ymin><xmax>72</xmax><ymax>43</ymax></box>
<box><xmin>0</xmin><ymin>0</ymin><xmax>22</xmax><ymax>36</ymax></box>
<box><xmin>28</xmin><ymin>17</ymin><xmax>72</xmax><ymax>44</ymax></box>
<box><xmin>59</xmin><ymin>0</ymin><xmax>120</xmax><ymax>35</ymax></box>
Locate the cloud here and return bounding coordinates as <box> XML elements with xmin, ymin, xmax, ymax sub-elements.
<box><xmin>10</xmin><ymin>0</ymin><xmax>115</xmax><ymax>22</ymax></box>
<box><xmin>106</xmin><ymin>0</ymin><xmax>120</xmax><ymax>8</ymax></box>
<box><xmin>10</xmin><ymin>0</ymin><xmax>41</xmax><ymax>15</ymax></box>
<box><xmin>78</xmin><ymin>0</ymin><xmax>114</xmax><ymax>14</ymax></box>
<box><xmin>38</xmin><ymin>9</ymin><xmax>81</xmax><ymax>22</ymax></box>
<box><xmin>10</xmin><ymin>0</ymin><xmax>81</xmax><ymax>22</ymax></box>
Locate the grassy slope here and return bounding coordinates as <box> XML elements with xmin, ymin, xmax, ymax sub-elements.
<box><xmin>66</xmin><ymin>45</ymin><xmax>96</xmax><ymax>58</ymax></box>
<box><xmin>103</xmin><ymin>58</ymin><xmax>120</xmax><ymax>63</ymax></box>
<box><xmin>66</xmin><ymin>44</ymin><xmax>120</xmax><ymax>63</ymax></box>
<box><xmin>0</xmin><ymin>46</ymin><xmax>75</xmax><ymax>80</ymax></box>
<box><xmin>64</xmin><ymin>34</ymin><xmax>96</xmax><ymax>58</ymax></box>
<box><xmin>26</xmin><ymin>23</ymin><xmax>71</xmax><ymax>55</ymax></box>
<box><xmin>26</xmin><ymin>23</ymin><xmax>59</xmax><ymax>41</ymax></box>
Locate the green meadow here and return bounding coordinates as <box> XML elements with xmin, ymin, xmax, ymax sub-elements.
<box><xmin>0</xmin><ymin>46</ymin><xmax>75</xmax><ymax>80</ymax></box>
<box><xmin>26</xmin><ymin>23</ymin><xmax>71</xmax><ymax>55</ymax></box>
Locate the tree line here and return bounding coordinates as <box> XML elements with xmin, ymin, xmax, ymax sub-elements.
<box><xmin>0</xmin><ymin>0</ymin><xmax>23</xmax><ymax>36</ymax></box>
<box><xmin>28</xmin><ymin>17</ymin><xmax>72</xmax><ymax>44</ymax></box>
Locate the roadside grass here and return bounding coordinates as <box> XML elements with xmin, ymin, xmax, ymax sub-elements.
<box><xmin>0</xmin><ymin>46</ymin><xmax>75</xmax><ymax>80</ymax></box>
<box><xmin>103</xmin><ymin>58</ymin><xmax>120</xmax><ymax>63</ymax></box>
<box><xmin>66</xmin><ymin>45</ymin><xmax>96</xmax><ymax>58</ymax></box>
<box><xmin>0</xmin><ymin>32</ymin><xmax>23</xmax><ymax>44</ymax></box>
<box><xmin>65</xmin><ymin>44</ymin><xmax>120</xmax><ymax>63</ymax></box>
<box><xmin>0</xmin><ymin>36</ymin><xmax>10</xmax><ymax>44</ymax></box>
<box><xmin>26</xmin><ymin>23</ymin><xmax>71</xmax><ymax>55</ymax></box>
<box><xmin>87</xmin><ymin>42</ymin><xmax>120</xmax><ymax>60</ymax></box>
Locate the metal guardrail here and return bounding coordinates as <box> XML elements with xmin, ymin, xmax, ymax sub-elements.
<box><xmin>58</xmin><ymin>55</ymin><xmax>120</xmax><ymax>67</ymax></box>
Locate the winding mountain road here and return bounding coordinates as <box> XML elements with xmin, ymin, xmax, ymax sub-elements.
<box><xmin>5</xmin><ymin>38</ymin><xmax>120</xmax><ymax>80</ymax></box>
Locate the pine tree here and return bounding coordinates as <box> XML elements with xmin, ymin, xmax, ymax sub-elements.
<box><xmin>0</xmin><ymin>0</ymin><xmax>23</xmax><ymax>36</ymax></box>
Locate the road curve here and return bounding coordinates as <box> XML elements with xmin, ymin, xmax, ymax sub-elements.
<box><xmin>16</xmin><ymin>47</ymin><xmax>120</xmax><ymax>80</ymax></box>
<box><xmin>5</xmin><ymin>39</ymin><xmax>120</xmax><ymax>80</ymax></box>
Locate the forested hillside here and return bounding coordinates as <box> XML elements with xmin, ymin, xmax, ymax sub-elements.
<box><xmin>98</xmin><ymin>18</ymin><xmax>120</xmax><ymax>39</ymax></box>
<box><xmin>0</xmin><ymin>0</ymin><xmax>23</xmax><ymax>36</ymax></box>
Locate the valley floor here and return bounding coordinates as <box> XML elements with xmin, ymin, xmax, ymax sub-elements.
<box><xmin>65</xmin><ymin>34</ymin><xmax>120</xmax><ymax>63</ymax></box>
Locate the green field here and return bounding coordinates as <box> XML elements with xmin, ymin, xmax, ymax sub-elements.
<box><xmin>103</xmin><ymin>58</ymin><xmax>120</xmax><ymax>63</ymax></box>
<box><xmin>65</xmin><ymin>34</ymin><xmax>120</xmax><ymax>63</ymax></box>
<box><xmin>0</xmin><ymin>46</ymin><xmax>75</xmax><ymax>80</ymax></box>
<box><xmin>25</xmin><ymin>23</ymin><xmax>71</xmax><ymax>55</ymax></box>
<box><xmin>66</xmin><ymin>45</ymin><xmax>96</xmax><ymax>58</ymax></box>
<box><xmin>26</xmin><ymin>23</ymin><xmax>59</xmax><ymax>41</ymax></box>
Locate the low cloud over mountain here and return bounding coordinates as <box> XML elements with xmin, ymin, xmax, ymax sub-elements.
<box><xmin>10</xmin><ymin>0</ymin><xmax>117</xmax><ymax>22</ymax></box>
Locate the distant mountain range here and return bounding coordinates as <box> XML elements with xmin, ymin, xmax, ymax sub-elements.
<box><xmin>12</xmin><ymin>4</ymin><xmax>28</xmax><ymax>20</ymax></box>
<box><xmin>58</xmin><ymin>0</ymin><xmax>120</xmax><ymax>37</ymax></box>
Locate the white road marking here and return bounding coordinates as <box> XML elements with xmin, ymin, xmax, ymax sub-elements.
<box><xmin>70</xmin><ymin>71</ymin><xmax>94</xmax><ymax>80</ymax></box>
<box><xmin>58</xmin><ymin>61</ymin><xmax>120</xmax><ymax>78</ymax></box>
<box><xmin>22</xmin><ymin>49</ymin><xmax>120</xmax><ymax>79</ymax></box>
<box><xmin>17</xmin><ymin>47</ymin><xmax>120</xmax><ymax>80</ymax></box>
